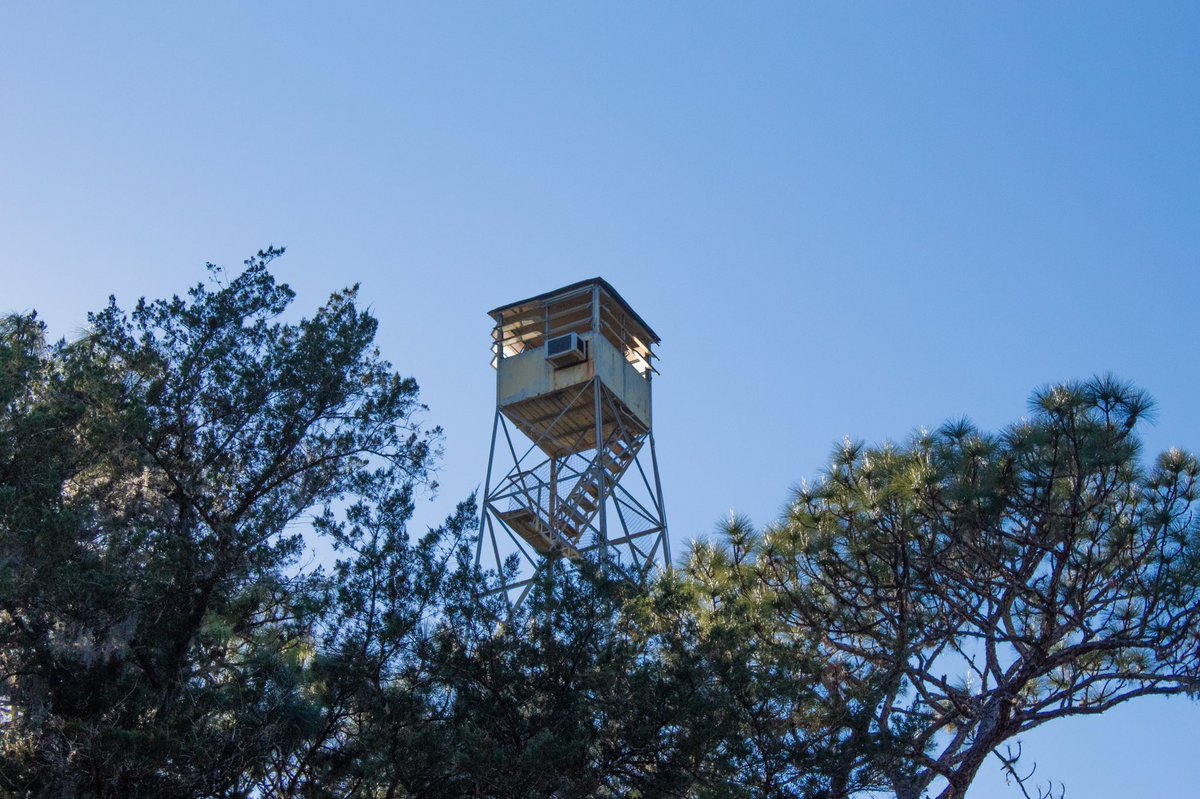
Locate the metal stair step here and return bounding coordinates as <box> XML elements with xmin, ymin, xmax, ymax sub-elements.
<box><xmin>499</xmin><ymin>507</ymin><xmax>580</xmax><ymax>558</ymax></box>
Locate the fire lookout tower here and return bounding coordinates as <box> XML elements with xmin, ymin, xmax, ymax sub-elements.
<box><xmin>476</xmin><ymin>278</ymin><xmax>670</xmax><ymax>608</ymax></box>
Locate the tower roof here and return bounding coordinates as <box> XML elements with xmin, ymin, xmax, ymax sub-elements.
<box><xmin>487</xmin><ymin>277</ymin><xmax>661</xmax><ymax>345</ymax></box>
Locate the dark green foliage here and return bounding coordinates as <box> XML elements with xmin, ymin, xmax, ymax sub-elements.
<box><xmin>436</xmin><ymin>565</ymin><xmax>731</xmax><ymax>799</ymax></box>
<box><xmin>0</xmin><ymin>250</ymin><xmax>441</xmax><ymax>797</ymax></box>
<box><xmin>0</xmin><ymin>253</ymin><xmax>736</xmax><ymax>799</ymax></box>
<box><xmin>3</xmin><ymin>254</ymin><xmax>1197</xmax><ymax>799</ymax></box>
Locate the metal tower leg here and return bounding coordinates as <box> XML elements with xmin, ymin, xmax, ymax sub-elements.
<box><xmin>476</xmin><ymin>382</ymin><xmax>669</xmax><ymax>611</ymax></box>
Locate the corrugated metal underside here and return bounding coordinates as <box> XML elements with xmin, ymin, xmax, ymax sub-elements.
<box><xmin>499</xmin><ymin>383</ymin><xmax>648</xmax><ymax>459</ymax></box>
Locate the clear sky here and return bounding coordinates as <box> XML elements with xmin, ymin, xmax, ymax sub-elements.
<box><xmin>3</xmin><ymin>3</ymin><xmax>1197</xmax><ymax>796</ymax></box>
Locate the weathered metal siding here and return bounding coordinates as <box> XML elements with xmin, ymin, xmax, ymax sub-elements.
<box><xmin>497</xmin><ymin>334</ymin><xmax>651</xmax><ymax>429</ymax></box>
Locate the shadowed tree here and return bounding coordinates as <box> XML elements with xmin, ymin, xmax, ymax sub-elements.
<box><xmin>0</xmin><ymin>250</ymin><xmax>440</xmax><ymax>798</ymax></box>
<box><xmin>6</xmin><ymin>255</ymin><xmax>1198</xmax><ymax>799</ymax></box>
<box><xmin>0</xmin><ymin>253</ymin><xmax>741</xmax><ymax>799</ymax></box>
<box><xmin>366</xmin><ymin>559</ymin><xmax>736</xmax><ymax>799</ymax></box>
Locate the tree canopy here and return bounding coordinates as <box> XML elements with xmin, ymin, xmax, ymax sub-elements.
<box><xmin>0</xmin><ymin>250</ymin><xmax>446</xmax><ymax>796</ymax></box>
<box><xmin>2</xmin><ymin>253</ymin><xmax>1197</xmax><ymax>799</ymax></box>
<box><xmin>685</xmin><ymin>378</ymin><xmax>1200</xmax><ymax>798</ymax></box>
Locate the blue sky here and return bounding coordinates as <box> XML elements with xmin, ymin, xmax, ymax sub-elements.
<box><xmin>3</xmin><ymin>3</ymin><xmax>1197</xmax><ymax>795</ymax></box>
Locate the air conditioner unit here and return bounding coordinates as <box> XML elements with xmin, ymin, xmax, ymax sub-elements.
<box><xmin>545</xmin><ymin>332</ymin><xmax>587</xmax><ymax>367</ymax></box>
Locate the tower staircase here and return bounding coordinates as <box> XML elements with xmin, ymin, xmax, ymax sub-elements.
<box><xmin>498</xmin><ymin>434</ymin><xmax>643</xmax><ymax>557</ymax></box>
